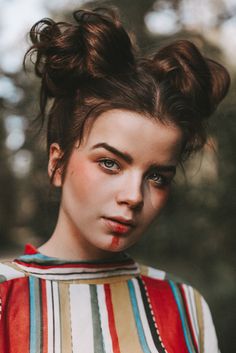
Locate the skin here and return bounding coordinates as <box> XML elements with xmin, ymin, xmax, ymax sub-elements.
<box><xmin>38</xmin><ymin>109</ymin><xmax>183</xmax><ymax>261</ymax></box>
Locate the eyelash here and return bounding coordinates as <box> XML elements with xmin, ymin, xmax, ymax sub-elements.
<box><xmin>98</xmin><ymin>158</ymin><xmax>172</xmax><ymax>188</ymax></box>
<box><xmin>148</xmin><ymin>172</ymin><xmax>170</xmax><ymax>187</ymax></box>
<box><xmin>98</xmin><ymin>158</ymin><xmax>120</xmax><ymax>172</ymax></box>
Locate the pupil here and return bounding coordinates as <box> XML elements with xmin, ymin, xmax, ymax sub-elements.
<box><xmin>106</xmin><ymin>160</ymin><xmax>113</xmax><ymax>167</ymax></box>
<box><xmin>153</xmin><ymin>173</ymin><xmax>160</xmax><ymax>181</ymax></box>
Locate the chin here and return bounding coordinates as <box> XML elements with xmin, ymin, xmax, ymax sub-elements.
<box><xmin>106</xmin><ymin>236</ymin><xmax>135</xmax><ymax>252</ymax></box>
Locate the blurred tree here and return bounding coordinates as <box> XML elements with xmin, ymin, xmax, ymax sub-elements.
<box><xmin>0</xmin><ymin>0</ymin><xmax>235</xmax><ymax>351</ymax></box>
<box><xmin>0</xmin><ymin>92</ymin><xmax>17</xmax><ymax>246</ymax></box>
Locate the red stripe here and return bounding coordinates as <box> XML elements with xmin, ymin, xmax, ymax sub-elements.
<box><xmin>142</xmin><ymin>275</ymin><xmax>189</xmax><ymax>353</ymax></box>
<box><xmin>179</xmin><ymin>284</ymin><xmax>199</xmax><ymax>352</ymax></box>
<box><xmin>14</xmin><ymin>259</ymin><xmax>134</xmax><ymax>270</ymax></box>
<box><xmin>104</xmin><ymin>284</ymin><xmax>121</xmax><ymax>353</ymax></box>
<box><xmin>41</xmin><ymin>280</ymin><xmax>48</xmax><ymax>353</ymax></box>
<box><xmin>0</xmin><ymin>278</ymin><xmax>30</xmax><ymax>353</ymax></box>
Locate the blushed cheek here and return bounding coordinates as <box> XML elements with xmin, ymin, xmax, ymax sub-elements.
<box><xmin>68</xmin><ymin>158</ymin><xmax>98</xmax><ymax>199</ymax></box>
<box><xmin>151</xmin><ymin>189</ymin><xmax>170</xmax><ymax>214</ymax></box>
<box><xmin>160</xmin><ymin>189</ymin><xmax>170</xmax><ymax>206</ymax></box>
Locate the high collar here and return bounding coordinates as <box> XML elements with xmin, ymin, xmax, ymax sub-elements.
<box><xmin>13</xmin><ymin>244</ymin><xmax>140</xmax><ymax>282</ymax></box>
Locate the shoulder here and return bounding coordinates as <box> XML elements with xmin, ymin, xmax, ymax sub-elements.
<box><xmin>139</xmin><ymin>264</ymin><xmax>200</xmax><ymax>316</ymax></box>
<box><xmin>0</xmin><ymin>259</ymin><xmax>26</xmax><ymax>285</ymax></box>
<box><xmin>138</xmin><ymin>264</ymin><xmax>220</xmax><ymax>353</ymax></box>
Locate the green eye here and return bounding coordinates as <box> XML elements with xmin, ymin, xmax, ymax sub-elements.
<box><xmin>150</xmin><ymin>172</ymin><xmax>163</xmax><ymax>184</ymax></box>
<box><xmin>99</xmin><ymin>159</ymin><xmax>120</xmax><ymax>171</ymax></box>
<box><xmin>149</xmin><ymin>172</ymin><xmax>171</xmax><ymax>187</ymax></box>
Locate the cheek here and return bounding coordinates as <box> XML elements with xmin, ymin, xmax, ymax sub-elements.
<box><xmin>149</xmin><ymin>188</ymin><xmax>170</xmax><ymax>214</ymax></box>
<box><xmin>66</xmin><ymin>157</ymin><xmax>112</xmax><ymax>204</ymax></box>
<box><xmin>66</xmin><ymin>158</ymin><xmax>98</xmax><ymax>199</ymax></box>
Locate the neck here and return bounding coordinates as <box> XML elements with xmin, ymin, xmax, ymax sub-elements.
<box><xmin>38</xmin><ymin>235</ymin><xmax>124</xmax><ymax>262</ymax></box>
<box><xmin>38</xmin><ymin>208</ymin><xmax>125</xmax><ymax>262</ymax></box>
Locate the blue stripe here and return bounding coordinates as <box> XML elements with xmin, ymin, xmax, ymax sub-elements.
<box><xmin>128</xmin><ymin>280</ymin><xmax>151</xmax><ymax>353</ymax></box>
<box><xmin>19</xmin><ymin>253</ymin><xmax>56</xmax><ymax>261</ymax></box>
<box><xmin>169</xmin><ymin>280</ymin><xmax>195</xmax><ymax>353</ymax></box>
<box><xmin>29</xmin><ymin>276</ymin><xmax>37</xmax><ymax>353</ymax></box>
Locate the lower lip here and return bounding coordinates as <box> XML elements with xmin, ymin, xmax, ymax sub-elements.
<box><xmin>102</xmin><ymin>218</ymin><xmax>133</xmax><ymax>234</ymax></box>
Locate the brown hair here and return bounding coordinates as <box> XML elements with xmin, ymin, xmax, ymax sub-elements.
<box><xmin>24</xmin><ymin>7</ymin><xmax>230</xmax><ymax>181</ymax></box>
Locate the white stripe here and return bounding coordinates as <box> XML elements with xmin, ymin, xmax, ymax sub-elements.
<box><xmin>52</xmin><ymin>282</ymin><xmax>61</xmax><ymax>353</ymax></box>
<box><xmin>27</xmin><ymin>270</ymin><xmax>139</xmax><ymax>281</ymax></box>
<box><xmin>0</xmin><ymin>263</ymin><xmax>25</xmax><ymax>280</ymax></box>
<box><xmin>14</xmin><ymin>263</ymin><xmax>139</xmax><ymax>279</ymax></box>
<box><xmin>70</xmin><ymin>284</ymin><xmax>94</xmax><ymax>353</ymax></box>
<box><xmin>14</xmin><ymin>262</ymin><xmax>137</xmax><ymax>274</ymax></box>
<box><xmin>201</xmin><ymin>296</ymin><xmax>220</xmax><ymax>353</ymax></box>
<box><xmin>46</xmin><ymin>281</ymin><xmax>54</xmax><ymax>353</ymax></box>
<box><xmin>97</xmin><ymin>285</ymin><xmax>113</xmax><ymax>353</ymax></box>
<box><xmin>132</xmin><ymin>278</ymin><xmax>159</xmax><ymax>353</ymax></box>
<box><xmin>147</xmin><ymin>266</ymin><xmax>166</xmax><ymax>280</ymax></box>
<box><xmin>183</xmin><ymin>285</ymin><xmax>199</xmax><ymax>346</ymax></box>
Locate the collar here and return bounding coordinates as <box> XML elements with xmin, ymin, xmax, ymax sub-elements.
<box><xmin>13</xmin><ymin>244</ymin><xmax>140</xmax><ymax>282</ymax></box>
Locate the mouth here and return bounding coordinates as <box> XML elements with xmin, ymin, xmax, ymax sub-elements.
<box><xmin>102</xmin><ymin>217</ymin><xmax>135</xmax><ymax>235</ymax></box>
<box><xmin>107</xmin><ymin>216</ymin><xmax>135</xmax><ymax>226</ymax></box>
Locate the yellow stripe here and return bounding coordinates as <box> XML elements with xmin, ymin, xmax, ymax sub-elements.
<box><xmin>139</xmin><ymin>265</ymin><xmax>149</xmax><ymax>276</ymax></box>
<box><xmin>59</xmin><ymin>283</ymin><xmax>72</xmax><ymax>353</ymax></box>
<box><xmin>194</xmin><ymin>289</ymin><xmax>204</xmax><ymax>353</ymax></box>
<box><xmin>110</xmin><ymin>281</ymin><xmax>143</xmax><ymax>353</ymax></box>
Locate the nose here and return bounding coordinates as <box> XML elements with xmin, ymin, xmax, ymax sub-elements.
<box><xmin>116</xmin><ymin>174</ymin><xmax>144</xmax><ymax>210</ymax></box>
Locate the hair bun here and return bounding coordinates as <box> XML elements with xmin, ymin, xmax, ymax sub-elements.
<box><xmin>148</xmin><ymin>40</ymin><xmax>230</xmax><ymax>118</ymax></box>
<box><xmin>26</xmin><ymin>8</ymin><xmax>136</xmax><ymax>97</ymax></box>
<box><xmin>206</xmin><ymin>58</ymin><xmax>230</xmax><ymax>110</ymax></box>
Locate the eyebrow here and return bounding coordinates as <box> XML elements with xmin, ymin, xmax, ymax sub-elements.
<box><xmin>91</xmin><ymin>142</ymin><xmax>133</xmax><ymax>163</ymax></box>
<box><xmin>91</xmin><ymin>142</ymin><xmax>177</xmax><ymax>174</ymax></box>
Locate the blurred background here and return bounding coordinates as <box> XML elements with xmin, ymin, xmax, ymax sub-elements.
<box><xmin>0</xmin><ymin>0</ymin><xmax>235</xmax><ymax>351</ymax></box>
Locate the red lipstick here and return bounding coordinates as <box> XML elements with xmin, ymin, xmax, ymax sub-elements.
<box><xmin>102</xmin><ymin>217</ymin><xmax>134</xmax><ymax>234</ymax></box>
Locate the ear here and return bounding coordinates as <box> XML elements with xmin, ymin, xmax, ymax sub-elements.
<box><xmin>48</xmin><ymin>143</ymin><xmax>63</xmax><ymax>187</ymax></box>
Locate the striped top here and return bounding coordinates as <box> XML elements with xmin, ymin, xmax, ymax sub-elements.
<box><xmin>0</xmin><ymin>244</ymin><xmax>219</xmax><ymax>353</ymax></box>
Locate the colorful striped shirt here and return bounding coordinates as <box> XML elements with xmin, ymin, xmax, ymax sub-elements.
<box><xmin>0</xmin><ymin>244</ymin><xmax>219</xmax><ymax>353</ymax></box>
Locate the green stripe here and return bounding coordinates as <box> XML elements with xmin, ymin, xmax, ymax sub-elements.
<box><xmin>29</xmin><ymin>277</ymin><xmax>42</xmax><ymax>353</ymax></box>
<box><xmin>0</xmin><ymin>275</ymin><xmax>7</xmax><ymax>283</ymax></box>
<box><xmin>90</xmin><ymin>285</ymin><xmax>105</xmax><ymax>353</ymax></box>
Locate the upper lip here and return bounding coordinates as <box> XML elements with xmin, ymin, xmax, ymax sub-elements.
<box><xmin>104</xmin><ymin>216</ymin><xmax>136</xmax><ymax>227</ymax></box>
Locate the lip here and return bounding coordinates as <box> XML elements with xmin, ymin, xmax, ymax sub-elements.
<box><xmin>102</xmin><ymin>217</ymin><xmax>135</xmax><ymax>234</ymax></box>
<box><xmin>104</xmin><ymin>216</ymin><xmax>136</xmax><ymax>227</ymax></box>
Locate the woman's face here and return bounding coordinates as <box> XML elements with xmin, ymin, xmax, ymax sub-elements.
<box><xmin>50</xmin><ymin>109</ymin><xmax>183</xmax><ymax>259</ymax></box>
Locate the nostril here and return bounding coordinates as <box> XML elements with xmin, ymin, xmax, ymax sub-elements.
<box><xmin>117</xmin><ymin>193</ymin><xmax>144</xmax><ymax>209</ymax></box>
<box><xmin>130</xmin><ymin>199</ymin><xmax>144</xmax><ymax>210</ymax></box>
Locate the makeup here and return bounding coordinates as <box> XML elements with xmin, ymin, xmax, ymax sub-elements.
<box><xmin>102</xmin><ymin>217</ymin><xmax>132</xmax><ymax>234</ymax></box>
<box><xmin>110</xmin><ymin>236</ymin><xmax>120</xmax><ymax>249</ymax></box>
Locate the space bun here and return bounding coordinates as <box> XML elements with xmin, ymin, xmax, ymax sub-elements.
<box><xmin>25</xmin><ymin>8</ymin><xmax>136</xmax><ymax>98</ymax></box>
<box><xmin>146</xmin><ymin>40</ymin><xmax>230</xmax><ymax>118</ymax></box>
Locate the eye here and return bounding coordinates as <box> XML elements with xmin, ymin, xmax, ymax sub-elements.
<box><xmin>98</xmin><ymin>158</ymin><xmax>120</xmax><ymax>172</ymax></box>
<box><xmin>148</xmin><ymin>172</ymin><xmax>171</xmax><ymax>187</ymax></box>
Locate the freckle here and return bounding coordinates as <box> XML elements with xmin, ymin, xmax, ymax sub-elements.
<box><xmin>110</xmin><ymin>236</ymin><xmax>120</xmax><ymax>249</ymax></box>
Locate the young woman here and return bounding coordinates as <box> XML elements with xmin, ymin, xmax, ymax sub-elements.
<box><xmin>0</xmin><ymin>7</ymin><xmax>230</xmax><ymax>353</ymax></box>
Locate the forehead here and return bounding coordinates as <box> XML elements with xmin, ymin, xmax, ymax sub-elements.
<box><xmin>82</xmin><ymin>109</ymin><xmax>183</xmax><ymax>164</ymax></box>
